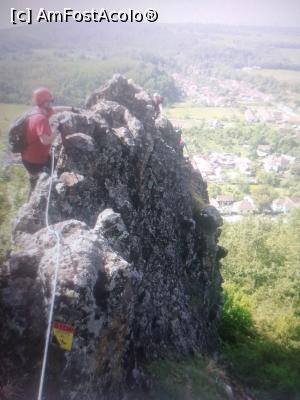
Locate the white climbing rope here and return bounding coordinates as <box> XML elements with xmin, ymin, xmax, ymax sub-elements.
<box><xmin>37</xmin><ymin>144</ymin><xmax>62</xmax><ymax>400</ymax></box>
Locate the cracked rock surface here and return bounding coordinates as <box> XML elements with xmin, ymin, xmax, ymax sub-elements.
<box><xmin>0</xmin><ymin>75</ymin><xmax>224</xmax><ymax>400</ymax></box>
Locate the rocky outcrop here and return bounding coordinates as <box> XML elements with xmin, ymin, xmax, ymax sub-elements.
<box><xmin>0</xmin><ymin>75</ymin><xmax>224</xmax><ymax>400</ymax></box>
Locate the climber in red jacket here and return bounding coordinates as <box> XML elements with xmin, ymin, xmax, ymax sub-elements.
<box><xmin>21</xmin><ymin>87</ymin><xmax>77</xmax><ymax>193</ymax></box>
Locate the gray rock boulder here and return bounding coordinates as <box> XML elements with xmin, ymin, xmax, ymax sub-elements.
<box><xmin>0</xmin><ymin>75</ymin><xmax>224</xmax><ymax>400</ymax></box>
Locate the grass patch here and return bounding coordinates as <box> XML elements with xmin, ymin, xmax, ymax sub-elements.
<box><xmin>147</xmin><ymin>355</ymin><xmax>228</xmax><ymax>400</ymax></box>
<box><xmin>220</xmin><ymin>284</ymin><xmax>300</xmax><ymax>399</ymax></box>
<box><xmin>222</xmin><ymin>339</ymin><xmax>300</xmax><ymax>400</ymax></box>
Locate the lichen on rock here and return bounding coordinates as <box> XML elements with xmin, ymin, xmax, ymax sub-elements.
<box><xmin>0</xmin><ymin>75</ymin><xmax>224</xmax><ymax>400</ymax></box>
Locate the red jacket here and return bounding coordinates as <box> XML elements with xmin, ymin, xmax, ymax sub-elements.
<box><xmin>21</xmin><ymin>107</ymin><xmax>52</xmax><ymax>164</ymax></box>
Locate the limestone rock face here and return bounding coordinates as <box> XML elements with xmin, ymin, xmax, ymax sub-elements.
<box><xmin>0</xmin><ymin>75</ymin><xmax>224</xmax><ymax>400</ymax></box>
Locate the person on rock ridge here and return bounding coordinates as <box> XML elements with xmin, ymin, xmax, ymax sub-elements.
<box><xmin>21</xmin><ymin>87</ymin><xmax>78</xmax><ymax>195</ymax></box>
<box><xmin>153</xmin><ymin>93</ymin><xmax>163</xmax><ymax>117</ymax></box>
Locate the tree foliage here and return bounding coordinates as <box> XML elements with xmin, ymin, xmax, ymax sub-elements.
<box><xmin>0</xmin><ymin>55</ymin><xmax>181</xmax><ymax>106</ymax></box>
<box><xmin>219</xmin><ymin>213</ymin><xmax>300</xmax><ymax>397</ymax></box>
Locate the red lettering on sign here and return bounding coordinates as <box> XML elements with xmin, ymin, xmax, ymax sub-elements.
<box><xmin>53</xmin><ymin>321</ymin><xmax>75</xmax><ymax>333</ymax></box>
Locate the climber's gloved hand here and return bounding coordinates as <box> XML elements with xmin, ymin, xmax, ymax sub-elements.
<box><xmin>57</xmin><ymin>122</ymin><xmax>65</xmax><ymax>134</ymax></box>
<box><xmin>71</xmin><ymin>106</ymin><xmax>81</xmax><ymax>114</ymax></box>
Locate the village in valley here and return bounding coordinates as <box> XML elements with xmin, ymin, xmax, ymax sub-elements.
<box><xmin>168</xmin><ymin>65</ymin><xmax>300</xmax><ymax>219</ymax></box>
<box><xmin>193</xmin><ymin>148</ymin><xmax>299</xmax><ymax>218</ymax></box>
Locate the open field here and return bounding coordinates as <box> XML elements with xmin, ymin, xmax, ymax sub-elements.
<box><xmin>248</xmin><ymin>68</ymin><xmax>300</xmax><ymax>83</ymax></box>
<box><xmin>278</xmin><ymin>47</ymin><xmax>300</xmax><ymax>65</ymax></box>
<box><xmin>167</xmin><ymin>118</ymin><xmax>206</xmax><ymax>129</ymax></box>
<box><xmin>0</xmin><ymin>103</ymin><xmax>28</xmax><ymax>131</ymax></box>
<box><xmin>0</xmin><ymin>103</ymin><xmax>28</xmax><ymax>152</ymax></box>
<box><xmin>166</xmin><ymin>104</ymin><xmax>243</xmax><ymax>121</ymax></box>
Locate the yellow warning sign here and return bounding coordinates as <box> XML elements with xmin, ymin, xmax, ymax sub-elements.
<box><xmin>53</xmin><ymin>321</ymin><xmax>75</xmax><ymax>351</ymax></box>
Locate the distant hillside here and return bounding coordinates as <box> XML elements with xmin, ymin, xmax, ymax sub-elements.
<box><xmin>1</xmin><ymin>23</ymin><xmax>300</xmax><ymax>69</ymax></box>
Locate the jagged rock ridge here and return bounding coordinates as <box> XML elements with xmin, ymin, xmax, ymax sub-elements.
<box><xmin>0</xmin><ymin>75</ymin><xmax>224</xmax><ymax>400</ymax></box>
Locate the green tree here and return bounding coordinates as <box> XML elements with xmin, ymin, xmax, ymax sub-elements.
<box><xmin>256</xmin><ymin>171</ymin><xmax>280</xmax><ymax>187</ymax></box>
<box><xmin>251</xmin><ymin>185</ymin><xmax>277</xmax><ymax>211</ymax></box>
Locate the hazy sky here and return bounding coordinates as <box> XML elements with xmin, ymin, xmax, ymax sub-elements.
<box><xmin>1</xmin><ymin>0</ymin><xmax>300</xmax><ymax>28</ymax></box>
